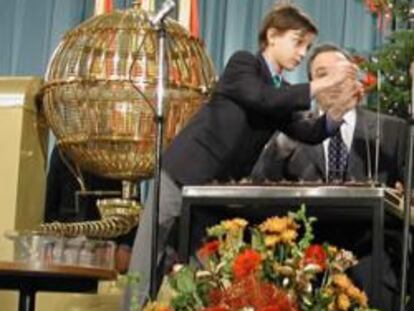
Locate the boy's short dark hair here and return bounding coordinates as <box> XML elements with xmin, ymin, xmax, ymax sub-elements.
<box><xmin>306</xmin><ymin>43</ymin><xmax>352</xmax><ymax>80</ymax></box>
<box><xmin>258</xmin><ymin>4</ymin><xmax>318</xmax><ymax>51</ymax></box>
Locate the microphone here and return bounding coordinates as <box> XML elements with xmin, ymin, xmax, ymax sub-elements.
<box><xmin>150</xmin><ymin>0</ymin><xmax>176</xmax><ymax>27</ymax></box>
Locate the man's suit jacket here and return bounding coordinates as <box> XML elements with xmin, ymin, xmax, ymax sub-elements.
<box><xmin>163</xmin><ymin>51</ymin><xmax>332</xmax><ymax>186</ymax></box>
<box><xmin>251</xmin><ymin>108</ymin><xmax>407</xmax><ymax>187</ymax></box>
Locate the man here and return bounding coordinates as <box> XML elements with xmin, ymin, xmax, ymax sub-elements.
<box><xmin>124</xmin><ymin>6</ymin><xmax>362</xmax><ymax>309</ymax></box>
<box><xmin>251</xmin><ymin>44</ymin><xmax>407</xmax><ymax>186</ymax></box>
<box><xmin>251</xmin><ymin>43</ymin><xmax>408</xmax><ymax>311</ymax></box>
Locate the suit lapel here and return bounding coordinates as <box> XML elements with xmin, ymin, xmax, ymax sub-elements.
<box><xmin>308</xmin><ymin>144</ymin><xmax>326</xmax><ymax>179</ymax></box>
<box><xmin>291</xmin><ymin>142</ymin><xmax>325</xmax><ymax>180</ymax></box>
<box><xmin>257</xmin><ymin>53</ymin><xmax>274</xmax><ymax>85</ymax></box>
<box><xmin>257</xmin><ymin>52</ymin><xmax>290</xmax><ymax>87</ymax></box>
<box><xmin>346</xmin><ymin>109</ymin><xmax>376</xmax><ymax>181</ymax></box>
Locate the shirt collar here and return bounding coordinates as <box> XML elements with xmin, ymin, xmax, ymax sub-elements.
<box><xmin>342</xmin><ymin>108</ymin><xmax>356</xmax><ymax>126</ymax></box>
<box><xmin>262</xmin><ymin>53</ymin><xmax>283</xmax><ymax>79</ymax></box>
<box><xmin>318</xmin><ymin>107</ymin><xmax>356</xmax><ymax>126</ymax></box>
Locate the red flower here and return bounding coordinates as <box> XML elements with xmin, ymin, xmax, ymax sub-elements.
<box><xmin>232</xmin><ymin>249</ymin><xmax>262</xmax><ymax>279</ymax></box>
<box><xmin>365</xmin><ymin>0</ymin><xmax>377</xmax><ymax>12</ymax></box>
<box><xmin>197</xmin><ymin>240</ymin><xmax>220</xmax><ymax>259</ymax></box>
<box><xmin>201</xmin><ymin>307</ymin><xmax>228</xmax><ymax>311</ymax></box>
<box><xmin>304</xmin><ymin>244</ymin><xmax>327</xmax><ymax>270</ymax></box>
<box><xmin>258</xmin><ymin>306</ymin><xmax>283</xmax><ymax>311</ymax></box>
<box><xmin>362</xmin><ymin>72</ymin><xmax>377</xmax><ymax>91</ymax></box>
<box><xmin>208</xmin><ymin>288</ymin><xmax>223</xmax><ymax>306</ymax></box>
<box><xmin>206</xmin><ymin>277</ymin><xmax>298</xmax><ymax>311</ymax></box>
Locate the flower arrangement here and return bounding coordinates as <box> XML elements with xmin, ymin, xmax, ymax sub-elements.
<box><xmin>145</xmin><ymin>206</ymin><xmax>379</xmax><ymax>311</ymax></box>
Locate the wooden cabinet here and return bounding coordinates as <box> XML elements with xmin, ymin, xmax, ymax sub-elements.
<box><xmin>0</xmin><ymin>77</ymin><xmax>47</xmax><ymax>259</ymax></box>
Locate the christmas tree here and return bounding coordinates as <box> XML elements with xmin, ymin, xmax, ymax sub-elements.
<box><xmin>360</xmin><ymin>0</ymin><xmax>414</xmax><ymax>118</ymax></box>
<box><xmin>362</xmin><ymin>30</ymin><xmax>414</xmax><ymax>117</ymax></box>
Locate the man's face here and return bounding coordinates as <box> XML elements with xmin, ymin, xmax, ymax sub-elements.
<box><xmin>310</xmin><ymin>51</ymin><xmax>352</xmax><ymax>111</ymax></box>
<box><xmin>265</xmin><ymin>29</ymin><xmax>315</xmax><ymax>71</ymax></box>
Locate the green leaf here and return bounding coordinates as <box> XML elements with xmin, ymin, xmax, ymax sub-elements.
<box><xmin>170</xmin><ymin>267</ymin><xmax>197</xmax><ymax>294</ymax></box>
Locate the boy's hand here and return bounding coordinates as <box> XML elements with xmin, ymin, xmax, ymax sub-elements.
<box><xmin>310</xmin><ymin>61</ymin><xmax>359</xmax><ymax>97</ymax></box>
<box><xmin>325</xmin><ymin>80</ymin><xmax>363</xmax><ymax>121</ymax></box>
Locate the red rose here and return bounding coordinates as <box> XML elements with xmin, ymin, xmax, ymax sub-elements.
<box><xmin>304</xmin><ymin>244</ymin><xmax>327</xmax><ymax>270</ymax></box>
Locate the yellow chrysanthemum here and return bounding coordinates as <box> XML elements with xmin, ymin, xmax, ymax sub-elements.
<box><xmin>346</xmin><ymin>285</ymin><xmax>368</xmax><ymax>307</ymax></box>
<box><xmin>222</xmin><ymin>218</ymin><xmax>248</xmax><ymax>232</ymax></box>
<box><xmin>281</xmin><ymin>229</ymin><xmax>298</xmax><ymax>243</ymax></box>
<box><xmin>259</xmin><ymin>216</ymin><xmax>296</xmax><ymax>233</ymax></box>
<box><xmin>332</xmin><ymin>274</ymin><xmax>352</xmax><ymax>290</ymax></box>
<box><xmin>264</xmin><ymin>234</ymin><xmax>281</xmax><ymax>247</ymax></box>
<box><xmin>337</xmin><ymin>293</ymin><xmax>351</xmax><ymax>311</ymax></box>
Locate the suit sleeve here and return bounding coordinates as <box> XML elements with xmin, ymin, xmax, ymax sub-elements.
<box><xmin>280</xmin><ymin>112</ymin><xmax>331</xmax><ymax>144</ymax></box>
<box><xmin>216</xmin><ymin>51</ymin><xmax>311</xmax><ymax>117</ymax></box>
<box><xmin>250</xmin><ymin>132</ymin><xmax>297</xmax><ymax>181</ymax></box>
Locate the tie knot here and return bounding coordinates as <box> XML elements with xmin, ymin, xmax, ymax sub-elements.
<box><xmin>272</xmin><ymin>74</ymin><xmax>282</xmax><ymax>87</ymax></box>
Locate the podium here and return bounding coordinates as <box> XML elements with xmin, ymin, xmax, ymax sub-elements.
<box><xmin>178</xmin><ymin>185</ymin><xmax>399</xmax><ymax>308</ymax></box>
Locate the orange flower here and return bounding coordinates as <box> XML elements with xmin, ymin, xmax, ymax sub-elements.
<box><xmin>197</xmin><ymin>240</ymin><xmax>220</xmax><ymax>259</ymax></box>
<box><xmin>201</xmin><ymin>307</ymin><xmax>228</xmax><ymax>311</ymax></box>
<box><xmin>304</xmin><ymin>244</ymin><xmax>327</xmax><ymax>270</ymax></box>
<box><xmin>232</xmin><ymin>249</ymin><xmax>262</xmax><ymax>279</ymax></box>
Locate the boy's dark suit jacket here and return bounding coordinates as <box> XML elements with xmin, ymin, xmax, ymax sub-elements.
<box><xmin>163</xmin><ymin>50</ymin><xmax>332</xmax><ymax>186</ymax></box>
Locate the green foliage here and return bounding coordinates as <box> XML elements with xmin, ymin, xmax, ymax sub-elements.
<box><xmin>291</xmin><ymin>204</ymin><xmax>317</xmax><ymax>256</ymax></box>
<box><xmin>169</xmin><ymin>267</ymin><xmax>206</xmax><ymax>311</ymax></box>
<box><xmin>363</xmin><ymin>30</ymin><xmax>414</xmax><ymax>118</ymax></box>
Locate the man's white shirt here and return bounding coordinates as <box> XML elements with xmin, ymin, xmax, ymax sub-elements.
<box><xmin>321</xmin><ymin>109</ymin><xmax>356</xmax><ymax>178</ymax></box>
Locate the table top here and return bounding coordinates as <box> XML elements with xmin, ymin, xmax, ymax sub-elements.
<box><xmin>182</xmin><ymin>185</ymin><xmax>391</xmax><ymax>199</ymax></box>
<box><xmin>0</xmin><ymin>260</ymin><xmax>117</xmax><ymax>280</ymax></box>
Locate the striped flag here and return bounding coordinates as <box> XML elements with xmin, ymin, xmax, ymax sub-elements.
<box><xmin>94</xmin><ymin>0</ymin><xmax>113</xmax><ymax>15</ymax></box>
<box><xmin>178</xmin><ymin>0</ymin><xmax>200</xmax><ymax>38</ymax></box>
<box><xmin>190</xmin><ymin>0</ymin><xmax>199</xmax><ymax>38</ymax></box>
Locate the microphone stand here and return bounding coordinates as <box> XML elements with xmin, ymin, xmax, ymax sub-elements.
<box><xmin>374</xmin><ymin>69</ymin><xmax>381</xmax><ymax>184</ymax></box>
<box><xmin>149</xmin><ymin>0</ymin><xmax>175</xmax><ymax>300</ymax></box>
<box><xmin>399</xmin><ymin>61</ymin><xmax>414</xmax><ymax>311</ymax></box>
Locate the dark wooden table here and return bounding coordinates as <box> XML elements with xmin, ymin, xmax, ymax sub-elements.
<box><xmin>0</xmin><ymin>261</ymin><xmax>117</xmax><ymax>311</ymax></box>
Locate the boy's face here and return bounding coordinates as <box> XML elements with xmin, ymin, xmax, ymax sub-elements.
<box><xmin>265</xmin><ymin>29</ymin><xmax>315</xmax><ymax>71</ymax></box>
